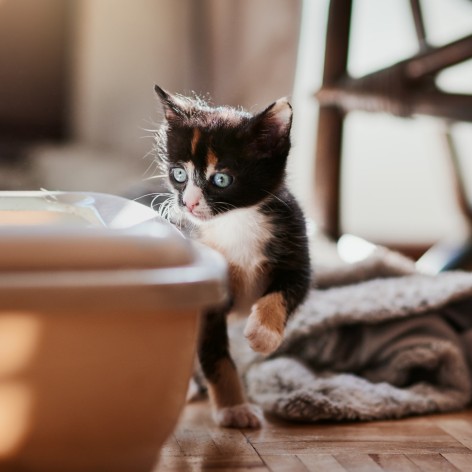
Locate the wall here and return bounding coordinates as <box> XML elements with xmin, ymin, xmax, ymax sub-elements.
<box><xmin>70</xmin><ymin>0</ymin><xmax>193</xmax><ymax>163</ymax></box>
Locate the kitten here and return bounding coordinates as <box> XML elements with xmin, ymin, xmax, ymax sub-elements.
<box><xmin>154</xmin><ymin>85</ymin><xmax>311</xmax><ymax>428</ymax></box>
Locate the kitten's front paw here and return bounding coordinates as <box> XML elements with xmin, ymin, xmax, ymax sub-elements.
<box><xmin>244</xmin><ymin>315</ymin><xmax>283</xmax><ymax>354</ymax></box>
<box><xmin>213</xmin><ymin>403</ymin><xmax>263</xmax><ymax>429</ymax></box>
<box><xmin>244</xmin><ymin>293</ymin><xmax>286</xmax><ymax>355</ymax></box>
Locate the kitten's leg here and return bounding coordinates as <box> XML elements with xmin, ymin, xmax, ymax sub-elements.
<box><xmin>244</xmin><ymin>270</ymin><xmax>310</xmax><ymax>355</ymax></box>
<box><xmin>244</xmin><ymin>292</ymin><xmax>286</xmax><ymax>355</ymax></box>
<box><xmin>198</xmin><ymin>307</ymin><xmax>263</xmax><ymax>428</ymax></box>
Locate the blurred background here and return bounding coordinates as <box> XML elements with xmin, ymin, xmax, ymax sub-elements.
<box><xmin>0</xmin><ymin>0</ymin><xmax>471</xmax><ymax>257</ymax></box>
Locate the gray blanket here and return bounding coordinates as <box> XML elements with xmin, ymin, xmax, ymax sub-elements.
<box><xmin>229</xmin><ymin>247</ymin><xmax>472</xmax><ymax>422</ymax></box>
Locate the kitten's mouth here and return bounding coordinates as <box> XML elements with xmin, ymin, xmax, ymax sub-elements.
<box><xmin>185</xmin><ymin>207</ymin><xmax>212</xmax><ymax>222</ymax></box>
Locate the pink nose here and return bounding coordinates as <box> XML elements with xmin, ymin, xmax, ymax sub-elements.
<box><xmin>185</xmin><ymin>200</ymin><xmax>199</xmax><ymax>211</ymax></box>
<box><xmin>182</xmin><ymin>184</ymin><xmax>202</xmax><ymax>212</ymax></box>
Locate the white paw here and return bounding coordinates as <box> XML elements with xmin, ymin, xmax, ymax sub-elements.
<box><xmin>244</xmin><ymin>314</ymin><xmax>283</xmax><ymax>355</ymax></box>
<box><xmin>213</xmin><ymin>403</ymin><xmax>263</xmax><ymax>429</ymax></box>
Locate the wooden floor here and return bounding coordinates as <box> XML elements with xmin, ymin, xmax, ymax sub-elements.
<box><xmin>156</xmin><ymin>400</ymin><xmax>472</xmax><ymax>472</ymax></box>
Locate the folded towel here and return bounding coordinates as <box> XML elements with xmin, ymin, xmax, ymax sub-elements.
<box><xmin>229</xmin><ymin>247</ymin><xmax>472</xmax><ymax>422</ymax></box>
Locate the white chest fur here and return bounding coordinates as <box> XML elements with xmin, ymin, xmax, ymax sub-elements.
<box><xmin>197</xmin><ymin>207</ymin><xmax>272</xmax><ymax>311</ymax></box>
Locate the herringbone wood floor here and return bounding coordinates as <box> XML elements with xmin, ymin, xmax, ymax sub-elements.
<box><xmin>156</xmin><ymin>400</ymin><xmax>472</xmax><ymax>471</ymax></box>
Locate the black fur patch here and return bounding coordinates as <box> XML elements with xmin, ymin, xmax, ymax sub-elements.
<box><xmin>260</xmin><ymin>185</ymin><xmax>311</xmax><ymax>316</ymax></box>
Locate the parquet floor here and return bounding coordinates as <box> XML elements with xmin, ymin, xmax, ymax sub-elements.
<box><xmin>156</xmin><ymin>400</ymin><xmax>472</xmax><ymax>471</ymax></box>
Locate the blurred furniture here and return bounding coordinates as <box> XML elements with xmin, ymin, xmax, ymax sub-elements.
<box><xmin>0</xmin><ymin>0</ymin><xmax>72</xmax><ymax>143</ymax></box>
<box><xmin>314</xmin><ymin>0</ymin><xmax>472</xmax><ymax>269</ymax></box>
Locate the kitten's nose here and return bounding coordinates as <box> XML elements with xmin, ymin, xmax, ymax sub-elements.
<box><xmin>185</xmin><ymin>200</ymin><xmax>199</xmax><ymax>211</ymax></box>
<box><xmin>183</xmin><ymin>184</ymin><xmax>202</xmax><ymax>213</ymax></box>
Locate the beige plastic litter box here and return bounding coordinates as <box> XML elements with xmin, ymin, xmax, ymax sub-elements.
<box><xmin>0</xmin><ymin>191</ymin><xmax>227</xmax><ymax>472</ymax></box>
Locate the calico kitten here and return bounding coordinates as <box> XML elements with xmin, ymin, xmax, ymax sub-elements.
<box><xmin>154</xmin><ymin>85</ymin><xmax>311</xmax><ymax>428</ymax></box>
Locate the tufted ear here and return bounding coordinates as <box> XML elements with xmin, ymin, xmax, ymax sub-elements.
<box><xmin>244</xmin><ymin>98</ymin><xmax>292</xmax><ymax>157</ymax></box>
<box><xmin>254</xmin><ymin>98</ymin><xmax>292</xmax><ymax>137</ymax></box>
<box><xmin>154</xmin><ymin>85</ymin><xmax>189</xmax><ymax>122</ymax></box>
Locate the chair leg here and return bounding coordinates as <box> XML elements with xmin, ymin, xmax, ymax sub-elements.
<box><xmin>314</xmin><ymin>0</ymin><xmax>352</xmax><ymax>239</ymax></box>
<box><xmin>314</xmin><ymin>106</ymin><xmax>344</xmax><ymax>239</ymax></box>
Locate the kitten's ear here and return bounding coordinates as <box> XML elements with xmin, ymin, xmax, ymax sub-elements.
<box><xmin>253</xmin><ymin>98</ymin><xmax>293</xmax><ymax>137</ymax></box>
<box><xmin>154</xmin><ymin>85</ymin><xmax>188</xmax><ymax>122</ymax></box>
<box><xmin>245</xmin><ymin>98</ymin><xmax>292</xmax><ymax>157</ymax></box>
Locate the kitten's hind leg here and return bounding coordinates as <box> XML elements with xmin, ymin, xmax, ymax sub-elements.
<box><xmin>198</xmin><ymin>308</ymin><xmax>263</xmax><ymax>428</ymax></box>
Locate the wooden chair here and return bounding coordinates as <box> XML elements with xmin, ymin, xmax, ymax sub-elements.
<box><xmin>314</xmin><ymin>0</ymin><xmax>472</xmax><ymax>269</ymax></box>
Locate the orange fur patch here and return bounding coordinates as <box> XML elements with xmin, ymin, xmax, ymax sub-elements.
<box><xmin>207</xmin><ymin>358</ymin><xmax>246</xmax><ymax>408</ymax></box>
<box><xmin>228</xmin><ymin>263</ymin><xmax>245</xmax><ymax>295</ymax></box>
<box><xmin>206</xmin><ymin>149</ymin><xmax>218</xmax><ymax>167</ymax></box>
<box><xmin>253</xmin><ymin>292</ymin><xmax>286</xmax><ymax>335</ymax></box>
<box><xmin>191</xmin><ymin>129</ymin><xmax>201</xmax><ymax>156</ymax></box>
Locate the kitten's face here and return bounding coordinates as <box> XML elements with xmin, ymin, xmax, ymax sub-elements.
<box><xmin>155</xmin><ymin>86</ymin><xmax>292</xmax><ymax>223</ymax></box>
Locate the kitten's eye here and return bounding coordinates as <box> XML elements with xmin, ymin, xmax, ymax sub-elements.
<box><xmin>211</xmin><ymin>173</ymin><xmax>233</xmax><ymax>188</ymax></box>
<box><xmin>171</xmin><ymin>167</ymin><xmax>187</xmax><ymax>183</ymax></box>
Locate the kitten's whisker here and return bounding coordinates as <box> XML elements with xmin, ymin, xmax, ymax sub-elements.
<box><xmin>136</xmin><ymin>192</ymin><xmax>172</xmax><ymax>199</ymax></box>
<box><xmin>139</xmin><ymin>122</ymin><xmax>161</xmax><ymax>134</ymax></box>
<box><xmin>142</xmin><ymin>158</ymin><xmax>159</xmax><ymax>178</ymax></box>
<box><xmin>177</xmin><ymin>208</ymin><xmax>185</xmax><ymax>230</ymax></box>
<box><xmin>262</xmin><ymin>190</ymin><xmax>291</xmax><ymax>209</ymax></box>
<box><xmin>160</xmin><ymin>196</ymin><xmax>172</xmax><ymax>212</ymax></box>
<box><xmin>151</xmin><ymin>195</ymin><xmax>163</xmax><ymax>211</ymax></box>
<box><xmin>143</xmin><ymin>174</ymin><xmax>167</xmax><ymax>181</ymax></box>
<box><xmin>152</xmin><ymin>193</ymin><xmax>174</xmax><ymax>219</ymax></box>
<box><xmin>142</xmin><ymin>145</ymin><xmax>160</xmax><ymax>161</ymax></box>
<box><xmin>133</xmin><ymin>192</ymin><xmax>168</xmax><ymax>203</ymax></box>
<box><xmin>214</xmin><ymin>201</ymin><xmax>236</xmax><ymax>207</ymax></box>
<box><xmin>139</xmin><ymin>117</ymin><xmax>160</xmax><ymax>133</ymax></box>
<box><xmin>213</xmin><ymin>201</ymin><xmax>237</xmax><ymax>212</ymax></box>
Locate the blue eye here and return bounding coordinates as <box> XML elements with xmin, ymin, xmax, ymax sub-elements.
<box><xmin>171</xmin><ymin>167</ymin><xmax>187</xmax><ymax>183</ymax></box>
<box><xmin>211</xmin><ymin>173</ymin><xmax>233</xmax><ymax>188</ymax></box>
